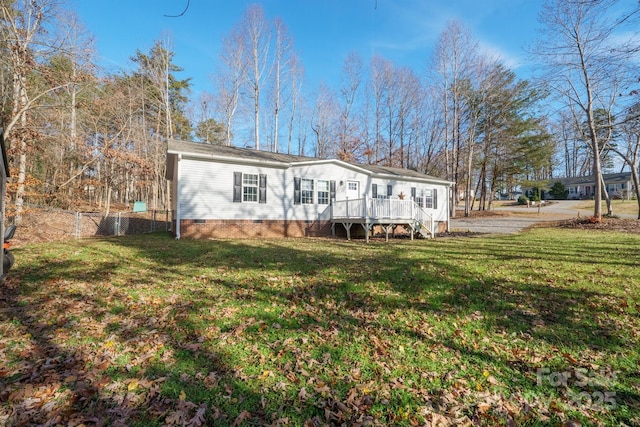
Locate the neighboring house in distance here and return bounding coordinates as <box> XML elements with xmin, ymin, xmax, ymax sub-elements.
<box><xmin>165</xmin><ymin>140</ymin><xmax>452</xmax><ymax>241</ymax></box>
<box><xmin>537</xmin><ymin>172</ymin><xmax>636</xmax><ymax>200</ymax></box>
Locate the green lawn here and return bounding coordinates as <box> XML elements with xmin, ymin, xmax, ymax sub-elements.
<box><xmin>1</xmin><ymin>229</ymin><xmax>639</xmax><ymax>426</ymax></box>
<box><xmin>572</xmin><ymin>199</ymin><xmax>640</xmax><ymax>217</ymax></box>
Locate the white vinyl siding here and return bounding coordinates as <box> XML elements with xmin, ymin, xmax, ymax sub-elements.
<box><xmin>178</xmin><ymin>160</ymin><xmax>285</xmax><ymax>220</ymax></box>
<box><xmin>175</xmin><ymin>156</ymin><xmax>450</xmax><ymax>224</ymax></box>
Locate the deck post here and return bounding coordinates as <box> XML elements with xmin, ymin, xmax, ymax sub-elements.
<box><xmin>431</xmin><ymin>216</ymin><xmax>435</xmax><ymax>238</ymax></box>
<box><xmin>364</xmin><ymin>194</ymin><xmax>369</xmax><ymax>218</ymax></box>
<box><xmin>361</xmin><ymin>223</ymin><xmax>370</xmax><ymax>243</ymax></box>
<box><xmin>343</xmin><ymin>222</ymin><xmax>352</xmax><ymax>240</ymax></box>
<box><xmin>330</xmin><ymin>198</ymin><xmax>334</xmax><ymax>222</ymax></box>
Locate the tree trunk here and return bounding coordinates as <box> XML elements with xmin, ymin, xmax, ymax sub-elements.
<box><xmin>464</xmin><ymin>142</ymin><xmax>474</xmax><ymax>217</ymax></box>
<box><xmin>14</xmin><ymin>81</ymin><xmax>28</xmax><ymax>224</ymax></box>
<box><xmin>599</xmin><ymin>172</ymin><xmax>612</xmax><ymax>216</ymax></box>
<box><xmin>631</xmin><ymin>168</ymin><xmax>640</xmax><ymax>219</ymax></box>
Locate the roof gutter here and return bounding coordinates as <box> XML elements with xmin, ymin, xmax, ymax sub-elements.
<box><xmin>293</xmin><ymin>158</ymin><xmax>453</xmax><ymax>185</ymax></box>
<box><xmin>167</xmin><ymin>150</ymin><xmax>289</xmax><ymax>169</ymax></box>
<box><xmin>168</xmin><ymin>147</ymin><xmax>454</xmax><ymax>185</ymax></box>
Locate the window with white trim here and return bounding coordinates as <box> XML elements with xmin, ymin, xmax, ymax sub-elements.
<box><xmin>243</xmin><ymin>173</ymin><xmax>258</xmax><ymax>202</ymax></box>
<box><xmin>425</xmin><ymin>189</ymin><xmax>434</xmax><ymax>209</ymax></box>
<box><xmin>317</xmin><ymin>180</ymin><xmax>329</xmax><ymax>205</ymax></box>
<box><xmin>301</xmin><ymin>178</ymin><xmax>314</xmax><ymax>204</ymax></box>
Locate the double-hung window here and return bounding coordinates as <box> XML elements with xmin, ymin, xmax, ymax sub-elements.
<box><xmin>243</xmin><ymin>174</ymin><xmax>258</xmax><ymax>202</ymax></box>
<box><xmin>233</xmin><ymin>172</ymin><xmax>267</xmax><ymax>203</ymax></box>
<box><xmin>424</xmin><ymin>189</ymin><xmax>438</xmax><ymax>209</ymax></box>
<box><xmin>372</xmin><ymin>183</ymin><xmax>392</xmax><ymax>199</ymax></box>
<box><xmin>317</xmin><ymin>180</ymin><xmax>329</xmax><ymax>205</ymax></box>
<box><xmin>301</xmin><ymin>178</ymin><xmax>314</xmax><ymax>204</ymax></box>
<box><xmin>424</xmin><ymin>189</ymin><xmax>433</xmax><ymax>209</ymax></box>
<box><xmin>294</xmin><ymin>178</ymin><xmax>336</xmax><ymax>205</ymax></box>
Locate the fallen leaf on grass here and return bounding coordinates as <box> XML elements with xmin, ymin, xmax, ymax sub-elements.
<box><xmin>233</xmin><ymin>410</ymin><xmax>251</xmax><ymax>426</ymax></box>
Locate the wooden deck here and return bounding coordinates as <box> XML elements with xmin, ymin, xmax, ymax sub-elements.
<box><xmin>330</xmin><ymin>197</ymin><xmax>435</xmax><ymax>242</ymax></box>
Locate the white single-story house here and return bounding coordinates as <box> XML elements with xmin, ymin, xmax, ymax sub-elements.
<box><xmin>165</xmin><ymin>140</ymin><xmax>452</xmax><ymax>241</ymax></box>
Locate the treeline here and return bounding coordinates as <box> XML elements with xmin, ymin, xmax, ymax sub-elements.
<box><xmin>1</xmin><ymin>1</ymin><xmax>193</xmax><ymax>221</ymax></box>
<box><xmin>1</xmin><ymin>0</ymin><xmax>639</xmax><ymax>222</ymax></box>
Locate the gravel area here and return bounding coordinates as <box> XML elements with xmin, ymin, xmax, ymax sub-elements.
<box><xmin>451</xmin><ymin>200</ymin><xmax>639</xmax><ymax>235</ymax></box>
<box><xmin>450</xmin><ymin>216</ymin><xmax>555</xmax><ymax>234</ymax></box>
<box><xmin>450</xmin><ymin>200</ymin><xmax>581</xmax><ymax>235</ymax></box>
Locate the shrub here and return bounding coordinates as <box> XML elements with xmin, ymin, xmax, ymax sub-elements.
<box><xmin>529</xmin><ymin>187</ymin><xmax>543</xmax><ymax>202</ymax></box>
<box><xmin>549</xmin><ymin>181</ymin><xmax>568</xmax><ymax>199</ymax></box>
<box><xmin>517</xmin><ymin>195</ymin><xmax>529</xmax><ymax>205</ymax></box>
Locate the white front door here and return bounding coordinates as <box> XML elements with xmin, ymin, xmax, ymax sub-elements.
<box><xmin>346</xmin><ymin>181</ymin><xmax>359</xmax><ymax>199</ymax></box>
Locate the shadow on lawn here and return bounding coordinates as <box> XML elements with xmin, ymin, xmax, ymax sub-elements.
<box><xmin>1</xmin><ymin>232</ymin><xmax>638</xmax><ymax>425</ymax></box>
<box><xmin>0</xmin><ymin>251</ymin><xmax>270</xmax><ymax>425</ymax></box>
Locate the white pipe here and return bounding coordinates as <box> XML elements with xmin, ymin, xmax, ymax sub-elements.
<box><xmin>175</xmin><ymin>154</ymin><xmax>181</xmax><ymax>239</ymax></box>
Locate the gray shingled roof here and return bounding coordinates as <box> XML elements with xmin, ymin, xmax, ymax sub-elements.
<box><xmin>555</xmin><ymin>172</ymin><xmax>633</xmax><ymax>186</ymax></box>
<box><xmin>168</xmin><ymin>139</ymin><xmax>449</xmax><ymax>183</ymax></box>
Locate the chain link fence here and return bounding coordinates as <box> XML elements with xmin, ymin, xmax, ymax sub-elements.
<box><xmin>76</xmin><ymin>210</ymin><xmax>173</xmax><ymax>237</ymax></box>
<box><xmin>11</xmin><ymin>205</ymin><xmax>173</xmax><ymax>241</ymax></box>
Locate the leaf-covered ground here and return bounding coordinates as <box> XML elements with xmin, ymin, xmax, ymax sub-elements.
<box><xmin>1</xmin><ymin>229</ymin><xmax>639</xmax><ymax>426</ymax></box>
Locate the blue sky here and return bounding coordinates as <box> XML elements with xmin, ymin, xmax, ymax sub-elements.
<box><xmin>72</xmin><ymin>0</ymin><xmax>543</xmax><ymax>99</ymax></box>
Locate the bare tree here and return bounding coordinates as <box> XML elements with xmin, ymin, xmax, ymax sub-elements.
<box><xmin>394</xmin><ymin>66</ymin><xmax>421</xmax><ymax>169</ymax></box>
<box><xmin>336</xmin><ymin>51</ymin><xmax>363</xmax><ymax>162</ymax></box>
<box><xmin>51</xmin><ymin>11</ymin><xmax>96</xmax><ymax>200</ymax></box>
<box><xmin>215</xmin><ymin>26</ymin><xmax>245</xmax><ymax>146</ymax></box>
<box><xmin>534</xmin><ymin>0</ymin><xmax>639</xmax><ymax>221</ymax></box>
<box><xmin>286</xmin><ymin>52</ymin><xmax>304</xmax><ymax>155</ymax></box>
<box><xmin>414</xmin><ymin>84</ymin><xmax>446</xmax><ymax>175</ymax></box>
<box><xmin>241</xmin><ymin>4</ymin><xmax>272</xmax><ymax>150</ymax></box>
<box><xmin>311</xmin><ymin>82</ymin><xmax>338</xmax><ymax>159</ymax></box>
<box><xmin>429</xmin><ymin>20</ymin><xmax>479</xmax><ymax>217</ymax></box>
<box><xmin>369</xmin><ymin>55</ymin><xmax>393</xmax><ymax>164</ymax></box>
<box><xmin>611</xmin><ymin>103</ymin><xmax>640</xmax><ymax>217</ymax></box>
<box><xmin>0</xmin><ymin>0</ymin><xmax>67</xmax><ymax>222</ymax></box>
<box><xmin>270</xmin><ymin>17</ymin><xmax>292</xmax><ymax>153</ymax></box>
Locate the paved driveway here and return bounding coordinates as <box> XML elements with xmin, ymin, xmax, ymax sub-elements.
<box><xmin>450</xmin><ymin>200</ymin><xmax>582</xmax><ymax>234</ymax></box>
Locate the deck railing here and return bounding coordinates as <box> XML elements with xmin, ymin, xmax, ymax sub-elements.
<box><xmin>331</xmin><ymin>197</ymin><xmax>435</xmax><ymax>237</ymax></box>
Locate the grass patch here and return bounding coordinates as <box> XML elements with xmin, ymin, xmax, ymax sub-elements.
<box><xmin>572</xmin><ymin>199</ymin><xmax>639</xmax><ymax>216</ymax></box>
<box><xmin>1</xmin><ymin>230</ymin><xmax>639</xmax><ymax>425</ymax></box>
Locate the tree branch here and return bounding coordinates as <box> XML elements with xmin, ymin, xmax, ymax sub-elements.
<box><xmin>164</xmin><ymin>0</ymin><xmax>190</xmax><ymax>17</ymax></box>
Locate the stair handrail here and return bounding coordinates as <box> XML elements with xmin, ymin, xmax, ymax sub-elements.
<box><xmin>411</xmin><ymin>201</ymin><xmax>434</xmax><ymax>238</ymax></box>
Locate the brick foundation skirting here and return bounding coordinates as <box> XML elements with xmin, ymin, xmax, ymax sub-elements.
<box><xmin>174</xmin><ymin>219</ymin><xmax>447</xmax><ymax>239</ymax></box>
<box><xmin>177</xmin><ymin>219</ymin><xmax>333</xmax><ymax>239</ymax></box>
